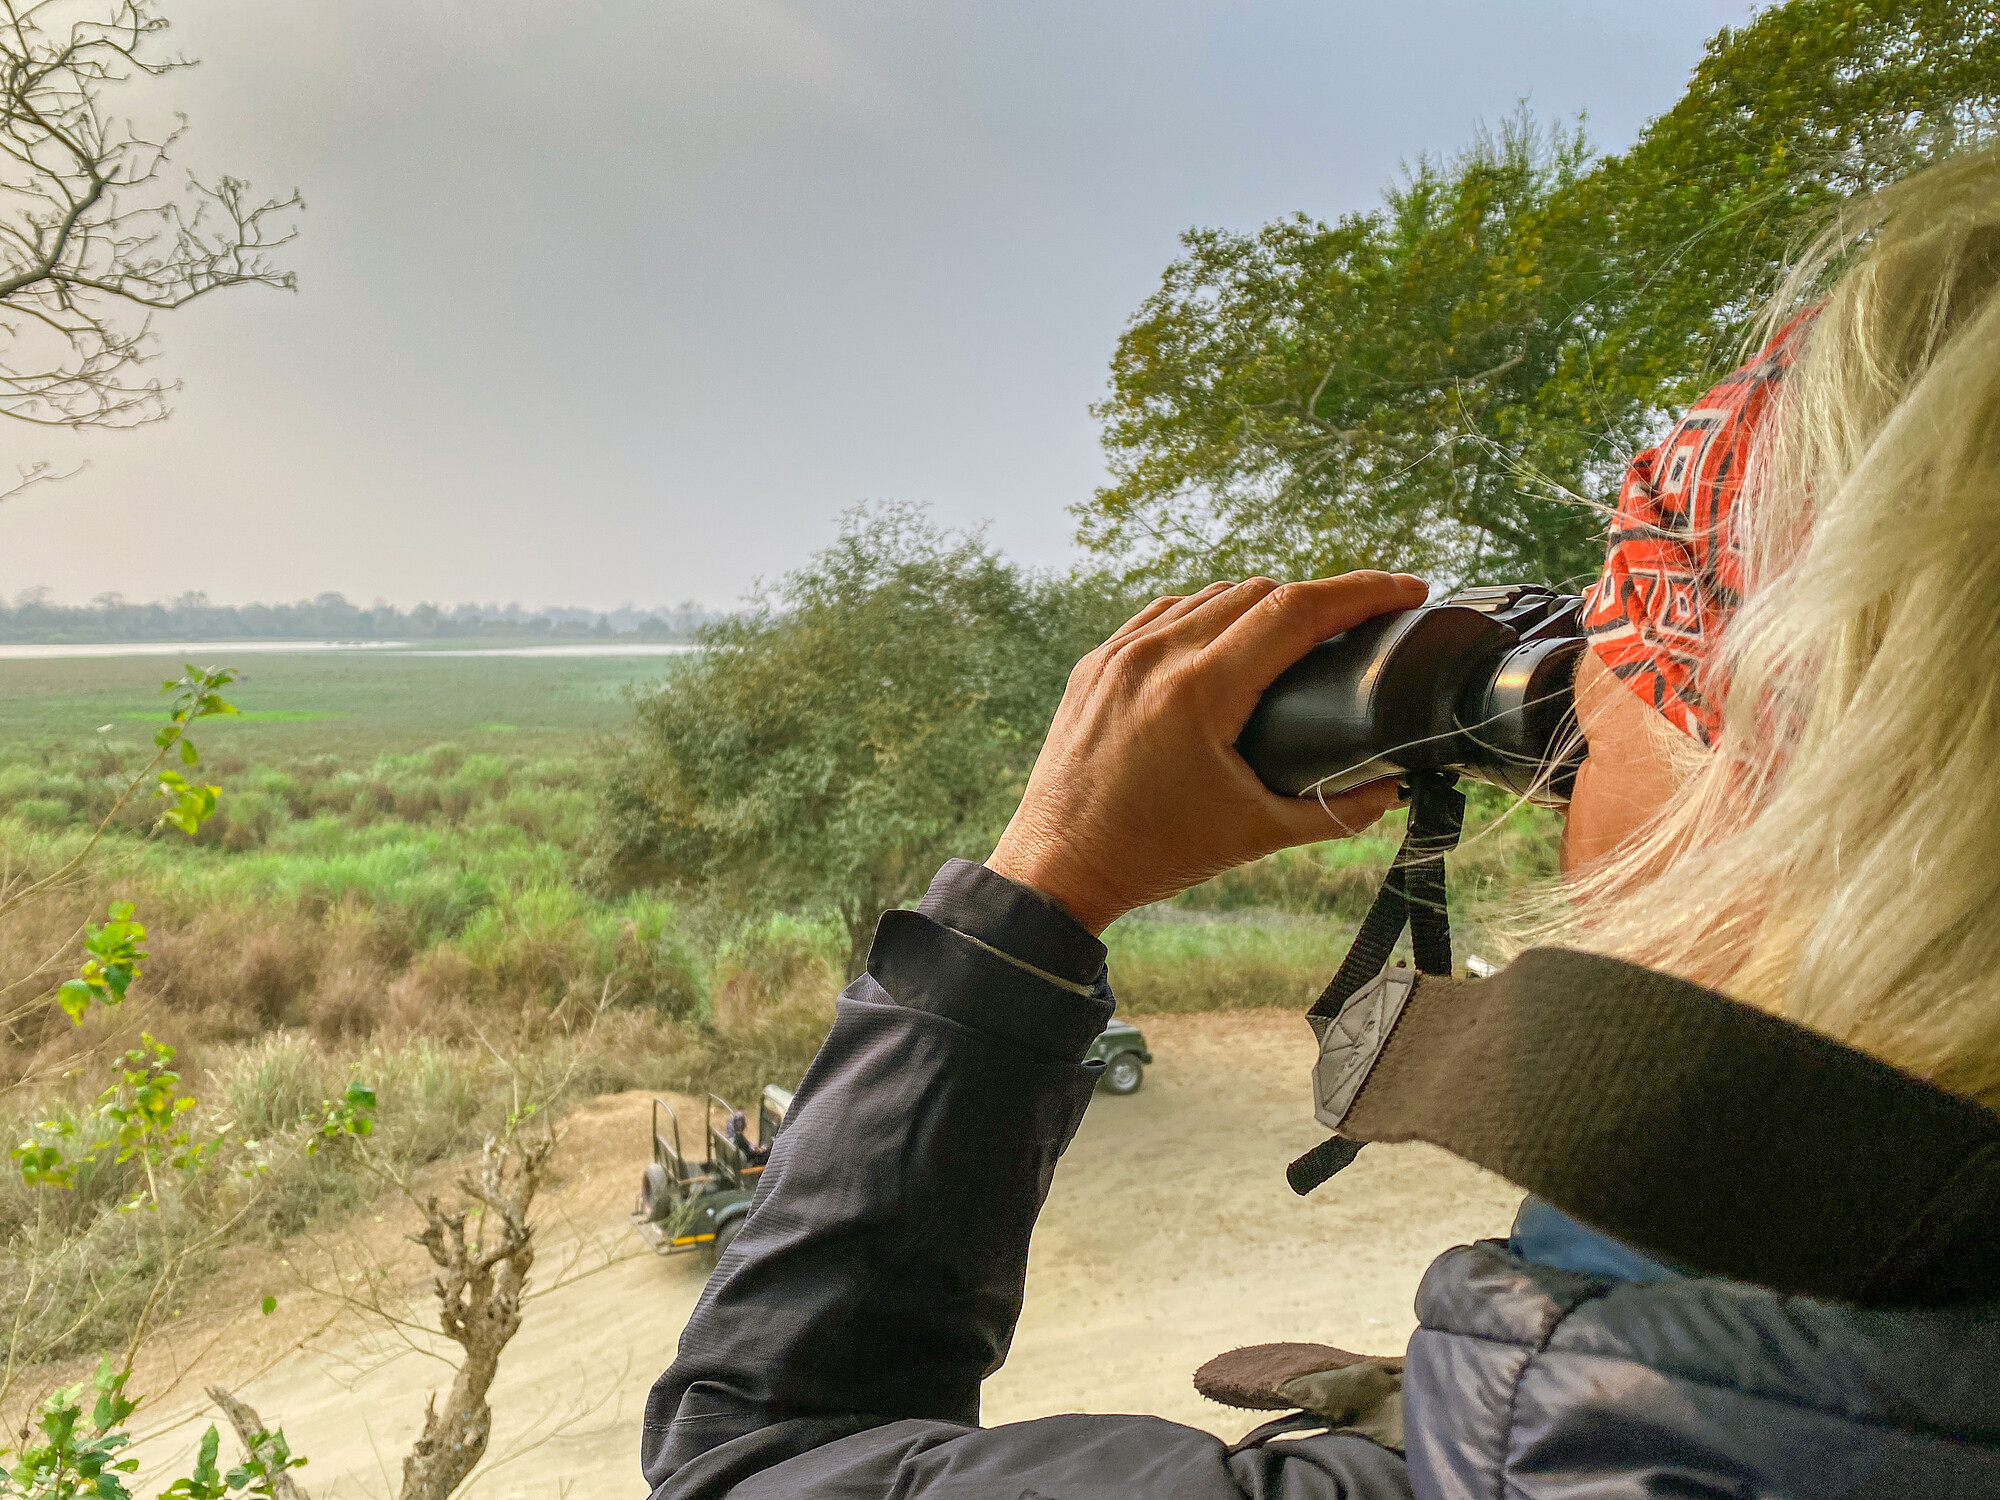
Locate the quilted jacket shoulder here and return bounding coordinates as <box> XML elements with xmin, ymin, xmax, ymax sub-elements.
<box><xmin>1403</xmin><ymin>1240</ymin><xmax>2000</xmax><ymax>1499</ymax></box>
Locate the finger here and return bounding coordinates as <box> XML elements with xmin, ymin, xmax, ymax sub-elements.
<box><xmin>1112</xmin><ymin>581</ymin><xmax>1235</xmax><ymax>647</ymax></box>
<box><xmin>1069</xmin><ymin>587</ymin><xmax>1224</xmax><ymax>697</ymax></box>
<box><xmin>1103</xmin><ymin>593</ymin><xmax>1186</xmax><ymax>648</ymax></box>
<box><xmin>1151</xmin><ymin>576</ymin><xmax>1286</xmax><ymax>649</ymax></box>
<box><xmin>1260</xmin><ymin>775</ymin><xmax>1403</xmax><ymax>848</ymax></box>
<box><xmin>1205</xmin><ymin>572</ymin><xmax>1428</xmax><ymax>699</ymax></box>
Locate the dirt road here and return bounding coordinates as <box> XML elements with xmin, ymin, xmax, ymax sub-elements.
<box><xmin>133</xmin><ymin>1010</ymin><xmax>1521</xmax><ymax>1497</ymax></box>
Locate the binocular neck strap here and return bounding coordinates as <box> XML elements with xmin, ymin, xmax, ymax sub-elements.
<box><xmin>1289</xmin><ymin>768</ymin><xmax>1466</xmax><ymax>1196</ymax></box>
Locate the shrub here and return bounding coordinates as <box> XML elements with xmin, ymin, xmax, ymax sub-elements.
<box><xmin>419</xmin><ymin>743</ymin><xmax>466</xmax><ymax>777</ymax></box>
<box><xmin>308</xmin><ymin>963</ymin><xmax>386</xmax><ymax>1042</ymax></box>
<box><xmin>142</xmin><ymin>913</ymin><xmax>289</xmax><ymax>1028</ymax></box>
<box><xmin>235</xmin><ymin>927</ymin><xmax>314</xmax><ymax>1026</ymax></box>
<box><xmin>1170</xmin><ymin>785</ymin><xmax>1560</xmax><ymax>923</ymax></box>
<box><xmin>12</xmin><ymin>796</ymin><xmax>71</xmax><ymax>827</ymax></box>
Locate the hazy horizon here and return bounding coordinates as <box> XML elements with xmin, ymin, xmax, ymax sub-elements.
<box><xmin>0</xmin><ymin>0</ymin><xmax>1751</xmax><ymax>612</ymax></box>
<box><xmin>3</xmin><ymin>583</ymin><xmax>716</xmax><ymax>614</ymax></box>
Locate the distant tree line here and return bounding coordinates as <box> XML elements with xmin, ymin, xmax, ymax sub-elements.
<box><xmin>0</xmin><ymin>589</ymin><xmax>725</xmax><ymax>643</ymax></box>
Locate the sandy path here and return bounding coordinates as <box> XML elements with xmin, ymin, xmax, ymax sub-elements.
<box><xmin>131</xmin><ymin>1010</ymin><xmax>1522</xmax><ymax>1497</ymax></box>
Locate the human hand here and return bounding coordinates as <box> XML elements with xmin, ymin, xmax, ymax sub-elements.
<box><xmin>987</xmin><ymin>572</ymin><xmax>1427</xmax><ymax>934</ymax></box>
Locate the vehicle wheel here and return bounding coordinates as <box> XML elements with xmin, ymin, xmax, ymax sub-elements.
<box><xmin>1101</xmin><ymin>1054</ymin><xmax>1144</xmax><ymax>1095</ymax></box>
<box><xmin>638</xmin><ymin>1163</ymin><xmax>673</xmax><ymax>1222</ymax></box>
<box><xmin>707</xmin><ymin>1216</ymin><xmax>743</xmax><ymax>1270</ymax></box>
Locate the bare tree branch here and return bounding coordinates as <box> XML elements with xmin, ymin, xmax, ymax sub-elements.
<box><xmin>0</xmin><ymin>0</ymin><xmax>300</xmax><ymax>434</ymax></box>
<box><xmin>396</xmin><ymin>1125</ymin><xmax>559</xmax><ymax>1500</ymax></box>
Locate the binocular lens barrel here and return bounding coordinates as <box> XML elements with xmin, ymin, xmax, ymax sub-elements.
<box><xmin>1236</xmin><ymin>585</ymin><xmax>1587</xmax><ymax>802</ymax></box>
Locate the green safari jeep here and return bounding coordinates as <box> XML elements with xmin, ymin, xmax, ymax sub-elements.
<box><xmin>631</xmin><ymin>1085</ymin><xmax>791</xmax><ymax>1265</ymax></box>
<box><xmin>1086</xmin><ymin>1017</ymin><xmax>1152</xmax><ymax>1095</ymax></box>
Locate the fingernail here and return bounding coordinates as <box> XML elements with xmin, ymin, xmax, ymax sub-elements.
<box><xmin>1392</xmin><ymin>573</ymin><xmax>1425</xmax><ymax>587</ymax></box>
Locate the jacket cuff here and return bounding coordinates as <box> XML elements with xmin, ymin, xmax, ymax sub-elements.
<box><xmin>917</xmin><ymin>858</ymin><xmax>1107</xmax><ymax>988</ymax></box>
<box><xmin>865</xmin><ymin>910</ymin><xmax>1114</xmax><ymax>1067</ymax></box>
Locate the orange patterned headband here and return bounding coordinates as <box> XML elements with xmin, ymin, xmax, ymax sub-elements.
<box><xmin>1580</xmin><ymin>314</ymin><xmax>1815</xmax><ymax>746</ymax></box>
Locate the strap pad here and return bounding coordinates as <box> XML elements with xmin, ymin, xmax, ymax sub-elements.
<box><xmin>1316</xmin><ymin>948</ymin><xmax>2000</xmax><ymax>1306</ymax></box>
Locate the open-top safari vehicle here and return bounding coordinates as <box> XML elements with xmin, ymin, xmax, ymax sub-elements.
<box><xmin>631</xmin><ymin>1085</ymin><xmax>793</xmax><ymax>1264</ymax></box>
<box><xmin>632</xmin><ymin>1019</ymin><xmax>1151</xmax><ymax>1265</ymax></box>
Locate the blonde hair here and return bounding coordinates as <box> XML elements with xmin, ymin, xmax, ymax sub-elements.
<box><xmin>1539</xmin><ymin>144</ymin><xmax>2000</xmax><ymax>1109</ymax></box>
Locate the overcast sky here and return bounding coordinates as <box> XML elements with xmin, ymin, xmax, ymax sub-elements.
<box><xmin>0</xmin><ymin>0</ymin><xmax>1752</xmax><ymax>612</ymax></box>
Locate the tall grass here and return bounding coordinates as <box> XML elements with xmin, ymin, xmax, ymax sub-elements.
<box><xmin>1</xmin><ymin>744</ymin><xmax>1560</xmax><ymax>1055</ymax></box>
<box><xmin>0</xmin><ymin>743</ymin><xmax>1559</xmax><ymax>1054</ymax></box>
<box><xmin>1115</xmin><ymin>783</ymin><xmax>1561</xmax><ymax>1012</ymax></box>
<box><xmin>0</xmin><ymin>738</ymin><xmax>858</xmax><ymax>1372</ymax></box>
<box><xmin>0</xmin><ymin>736</ymin><xmax>1560</xmax><ymax>1373</ymax></box>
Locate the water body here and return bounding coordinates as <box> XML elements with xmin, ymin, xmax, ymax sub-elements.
<box><xmin>401</xmin><ymin>644</ymin><xmax>701</xmax><ymax>658</ymax></box>
<box><xmin>0</xmin><ymin>640</ymin><xmax>700</xmax><ymax>661</ymax></box>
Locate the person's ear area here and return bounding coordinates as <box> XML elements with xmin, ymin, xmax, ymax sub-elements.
<box><xmin>1562</xmin><ymin>648</ymin><xmax>1694</xmax><ymax>872</ymax></box>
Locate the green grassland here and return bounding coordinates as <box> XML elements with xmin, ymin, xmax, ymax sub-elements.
<box><xmin>0</xmin><ymin>645</ymin><xmax>1559</xmax><ymax>1034</ymax></box>
<box><xmin>0</xmin><ymin>645</ymin><xmax>677</xmax><ymax>757</ymax></box>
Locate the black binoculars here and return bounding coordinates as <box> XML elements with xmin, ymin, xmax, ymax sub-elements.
<box><xmin>1237</xmin><ymin>584</ymin><xmax>1587</xmax><ymax>802</ymax></box>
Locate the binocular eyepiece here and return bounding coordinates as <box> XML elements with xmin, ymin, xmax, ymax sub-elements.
<box><xmin>1237</xmin><ymin>584</ymin><xmax>1587</xmax><ymax>802</ymax></box>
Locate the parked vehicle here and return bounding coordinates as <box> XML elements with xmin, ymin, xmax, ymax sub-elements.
<box><xmin>1087</xmin><ymin>1017</ymin><xmax>1152</xmax><ymax>1095</ymax></box>
<box><xmin>632</xmin><ymin>1020</ymin><xmax>1149</xmax><ymax>1268</ymax></box>
<box><xmin>631</xmin><ymin>1085</ymin><xmax>792</xmax><ymax>1264</ymax></box>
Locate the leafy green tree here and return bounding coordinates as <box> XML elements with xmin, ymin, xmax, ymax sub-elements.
<box><xmin>596</xmin><ymin>506</ymin><xmax>1103</xmax><ymax>978</ymax></box>
<box><xmin>1083</xmin><ymin>115</ymin><xmax>1600</xmax><ymax>588</ymax></box>
<box><xmin>1546</xmin><ymin>0</ymin><xmax>2000</xmax><ymax>425</ymax></box>
<box><xmin>1080</xmin><ymin>0</ymin><xmax>2000</xmax><ymax>590</ymax></box>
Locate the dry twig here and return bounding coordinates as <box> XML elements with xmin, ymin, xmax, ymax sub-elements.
<box><xmin>396</xmin><ymin>1126</ymin><xmax>558</xmax><ymax>1500</ymax></box>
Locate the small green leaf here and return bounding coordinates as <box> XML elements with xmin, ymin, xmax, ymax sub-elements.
<box><xmin>261</xmin><ymin>1294</ymin><xmax>277</xmax><ymax>1316</ymax></box>
<box><xmin>57</xmin><ymin>977</ymin><xmax>94</xmax><ymax>1022</ymax></box>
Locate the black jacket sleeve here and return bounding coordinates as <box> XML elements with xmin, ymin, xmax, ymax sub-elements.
<box><xmin>639</xmin><ymin>863</ymin><xmax>1412</xmax><ymax>1500</ymax></box>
